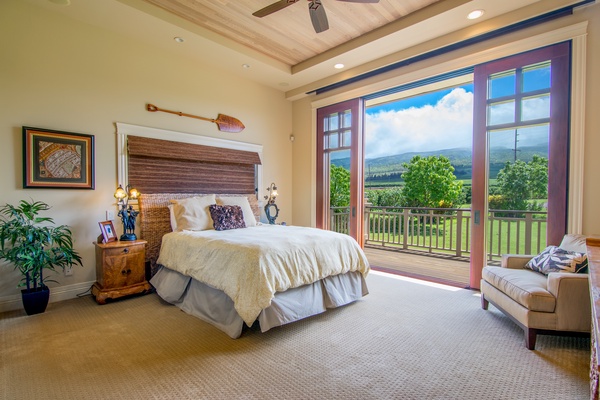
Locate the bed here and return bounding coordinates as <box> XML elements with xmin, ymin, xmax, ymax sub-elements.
<box><xmin>139</xmin><ymin>192</ymin><xmax>370</xmax><ymax>338</ymax></box>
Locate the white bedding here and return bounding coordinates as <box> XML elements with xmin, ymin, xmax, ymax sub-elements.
<box><xmin>156</xmin><ymin>224</ymin><xmax>370</xmax><ymax>325</ymax></box>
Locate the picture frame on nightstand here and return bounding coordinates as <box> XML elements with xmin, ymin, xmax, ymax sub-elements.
<box><xmin>98</xmin><ymin>220</ymin><xmax>117</xmax><ymax>243</ymax></box>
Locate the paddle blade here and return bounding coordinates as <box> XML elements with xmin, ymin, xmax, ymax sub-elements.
<box><xmin>253</xmin><ymin>0</ymin><xmax>299</xmax><ymax>17</ymax></box>
<box><xmin>309</xmin><ymin>0</ymin><xmax>329</xmax><ymax>33</ymax></box>
<box><xmin>215</xmin><ymin>114</ymin><xmax>245</xmax><ymax>133</ymax></box>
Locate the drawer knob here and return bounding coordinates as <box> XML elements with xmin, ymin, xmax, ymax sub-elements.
<box><xmin>121</xmin><ymin>269</ymin><xmax>131</xmax><ymax>275</ymax></box>
<box><xmin>123</xmin><ymin>248</ymin><xmax>129</xmax><ymax>254</ymax></box>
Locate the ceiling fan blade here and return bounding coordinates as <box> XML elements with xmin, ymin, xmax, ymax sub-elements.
<box><xmin>253</xmin><ymin>0</ymin><xmax>300</xmax><ymax>18</ymax></box>
<box><xmin>309</xmin><ymin>0</ymin><xmax>329</xmax><ymax>33</ymax></box>
<box><xmin>336</xmin><ymin>0</ymin><xmax>380</xmax><ymax>3</ymax></box>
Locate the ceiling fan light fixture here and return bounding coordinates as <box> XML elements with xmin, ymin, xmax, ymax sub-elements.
<box><xmin>334</xmin><ymin>63</ymin><xmax>345</xmax><ymax>69</ymax></box>
<box><xmin>467</xmin><ymin>9</ymin><xmax>485</xmax><ymax>20</ymax></box>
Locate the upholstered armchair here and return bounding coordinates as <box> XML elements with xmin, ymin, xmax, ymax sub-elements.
<box><xmin>480</xmin><ymin>234</ymin><xmax>590</xmax><ymax>350</ymax></box>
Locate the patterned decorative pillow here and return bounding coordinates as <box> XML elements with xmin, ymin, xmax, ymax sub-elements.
<box><xmin>209</xmin><ymin>204</ymin><xmax>246</xmax><ymax>231</ymax></box>
<box><xmin>525</xmin><ymin>245</ymin><xmax>588</xmax><ymax>275</ymax></box>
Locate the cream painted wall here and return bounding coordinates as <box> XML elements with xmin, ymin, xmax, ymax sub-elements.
<box><xmin>0</xmin><ymin>1</ymin><xmax>292</xmax><ymax>310</ymax></box>
<box><xmin>291</xmin><ymin>3</ymin><xmax>600</xmax><ymax>236</ymax></box>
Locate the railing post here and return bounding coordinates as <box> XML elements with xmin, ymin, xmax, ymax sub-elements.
<box><xmin>456</xmin><ymin>210</ymin><xmax>463</xmax><ymax>257</ymax></box>
<box><xmin>525</xmin><ymin>212</ymin><xmax>533</xmax><ymax>254</ymax></box>
<box><xmin>403</xmin><ymin>209</ymin><xmax>409</xmax><ymax>250</ymax></box>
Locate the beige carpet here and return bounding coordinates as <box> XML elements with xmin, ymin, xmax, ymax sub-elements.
<box><xmin>0</xmin><ymin>271</ymin><xmax>590</xmax><ymax>400</ymax></box>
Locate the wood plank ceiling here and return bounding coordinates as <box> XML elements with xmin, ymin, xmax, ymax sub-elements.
<box><xmin>142</xmin><ymin>0</ymin><xmax>440</xmax><ymax>66</ymax></box>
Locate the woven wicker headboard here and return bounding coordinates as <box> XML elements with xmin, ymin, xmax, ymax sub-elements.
<box><xmin>139</xmin><ymin>193</ymin><xmax>260</xmax><ymax>276</ymax></box>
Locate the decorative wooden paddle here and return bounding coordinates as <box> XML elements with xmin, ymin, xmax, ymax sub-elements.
<box><xmin>146</xmin><ymin>103</ymin><xmax>245</xmax><ymax>133</ymax></box>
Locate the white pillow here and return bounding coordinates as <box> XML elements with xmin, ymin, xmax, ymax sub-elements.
<box><xmin>169</xmin><ymin>194</ymin><xmax>216</xmax><ymax>231</ymax></box>
<box><xmin>216</xmin><ymin>196</ymin><xmax>257</xmax><ymax>227</ymax></box>
<box><xmin>168</xmin><ymin>204</ymin><xmax>177</xmax><ymax>231</ymax></box>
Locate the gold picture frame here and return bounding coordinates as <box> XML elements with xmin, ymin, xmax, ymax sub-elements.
<box><xmin>23</xmin><ymin>126</ymin><xmax>95</xmax><ymax>189</ymax></box>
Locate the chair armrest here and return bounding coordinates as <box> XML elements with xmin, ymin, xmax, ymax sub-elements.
<box><xmin>546</xmin><ymin>272</ymin><xmax>591</xmax><ymax>331</ymax></box>
<box><xmin>547</xmin><ymin>272</ymin><xmax>589</xmax><ymax>298</ymax></box>
<box><xmin>501</xmin><ymin>254</ymin><xmax>534</xmax><ymax>269</ymax></box>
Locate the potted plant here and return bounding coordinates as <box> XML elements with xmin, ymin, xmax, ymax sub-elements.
<box><xmin>0</xmin><ymin>199</ymin><xmax>82</xmax><ymax>315</ymax></box>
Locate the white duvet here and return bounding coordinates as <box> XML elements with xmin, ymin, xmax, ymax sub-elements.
<box><xmin>156</xmin><ymin>224</ymin><xmax>370</xmax><ymax>325</ymax></box>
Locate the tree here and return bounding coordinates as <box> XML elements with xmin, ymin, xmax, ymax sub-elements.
<box><xmin>330</xmin><ymin>164</ymin><xmax>350</xmax><ymax>209</ymax></box>
<box><xmin>527</xmin><ymin>155</ymin><xmax>549</xmax><ymax>199</ymax></box>
<box><xmin>494</xmin><ymin>156</ymin><xmax>548</xmax><ymax>212</ymax></box>
<box><xmin>401</xmin><ymin>155</ymin><xmax>463</xmax><ymax>208</ymax></box>
<box><xmin>495</xmin><ymin>160</ymin><xmax>530</xmax><ymax>211</ymax></box>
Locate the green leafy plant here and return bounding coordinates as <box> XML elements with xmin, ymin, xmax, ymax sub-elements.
<box><xmin>0</xmin><ymin>200</ymin><xmax>82</xmax><ymax>292</ymax></box>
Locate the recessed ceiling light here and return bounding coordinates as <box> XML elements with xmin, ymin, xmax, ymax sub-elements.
<box><xmin>174</xmin><ymin>37</ymin><xmax>184</xmax><ymax>43</ymax></box>
<box><xmin>242</xmin><ymin>64</ymin><xmax>251</xmax><ymax>69</ymax></box>
<box><xmin>467</xmin><ymin>9</ymin><xmax>485</xmax><ymax>20</ymax></box>
<box><xmin>334</xmin><ymin>63</ymin><xmax>345</xmax><ymax>69</ymax></box>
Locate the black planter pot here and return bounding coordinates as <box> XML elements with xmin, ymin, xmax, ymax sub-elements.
<box><xmin>21</xmin><ymin>286</ymin><xmax>50</xmax><ymax>315</ymax></box>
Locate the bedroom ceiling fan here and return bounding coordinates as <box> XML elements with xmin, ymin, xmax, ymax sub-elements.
<box><xmin>253</xmin><ymin>0</ymin><xmax>380</xmax><ymax>33</ymax></box>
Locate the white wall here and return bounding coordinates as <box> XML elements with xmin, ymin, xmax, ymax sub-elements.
<box><xmin>291</xmin><ymin>3</ymin><xmax>600</xmax><ymax>237</ymax></box>
<box><xmin>0</xmin><ymin>1</ymin><xmax>292</xmax><ymax>310</ymax></box>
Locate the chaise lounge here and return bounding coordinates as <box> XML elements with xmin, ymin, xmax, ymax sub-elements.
<box><xmin>480</xmin><ymin>234</ymin><xmax>590</xmax><ymax>350</ymax></box>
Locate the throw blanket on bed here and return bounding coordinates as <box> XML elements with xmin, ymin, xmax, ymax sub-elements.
<box><xmin>156</xmin><ymin>224</ymin><xmax>370</xmax><ymax>325</ymax></box>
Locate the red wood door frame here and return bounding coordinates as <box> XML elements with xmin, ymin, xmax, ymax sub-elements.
<box><xmin>316</xmin><ymin>99</ymin><xmax>364</xmax><ymax>245</ymax></box>
<box><xmin>471</xmin><ymin>42</ymin><xmax>571</xmax><ymax>289</ymax></box>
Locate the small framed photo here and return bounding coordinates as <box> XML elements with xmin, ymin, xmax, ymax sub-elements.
<box><xmin>23</xmin><ymin>126</ymin><xmax>95</xmax><ymax>189</ymax></box>
<box><xmin>98</xmin><ymin>221</ymin><xmax>117</xmax><ymax>243</ymax></box>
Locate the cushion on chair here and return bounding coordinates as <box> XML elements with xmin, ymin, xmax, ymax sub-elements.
<box><xmin>482</xmin><ymin>266</ymin><xmax>556</xmax><ymax>313</ymax></box>
<box><xmin>524</xmin><ymin>245</ymin><xmax>588</xmax><ymax>275</ymax></box>
<box><xmin>559</xmin><ymin>234</ymin><xmax>587</xmax><ymax>253</ymax></box>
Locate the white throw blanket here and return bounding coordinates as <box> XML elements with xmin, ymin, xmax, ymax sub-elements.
<box><xmin>156</xmin><ymin>224</ymin><xmax>370</xmax><ymax>325</ymax></box>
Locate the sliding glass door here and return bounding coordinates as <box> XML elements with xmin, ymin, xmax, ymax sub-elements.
<box><xmin>316</xmin><ymin>99</ymin><xmax>365</xmax><ymax>245</ymax></box>
<box><xmin>471</xmin><ymin>42</ymin><xmax>571</xmax><ymax>287</ymax></box>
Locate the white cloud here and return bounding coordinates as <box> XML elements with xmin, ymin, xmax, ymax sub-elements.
<box><xmin>365</xmin><ymin>88</ymin><xmax>473</xmax><ymax>159</ymax></box>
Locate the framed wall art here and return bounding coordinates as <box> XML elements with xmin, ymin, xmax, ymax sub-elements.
<box><xmin>23</xmin><ymin>126</ymin><xmax>95</xmax><ymax>189</ymax></box>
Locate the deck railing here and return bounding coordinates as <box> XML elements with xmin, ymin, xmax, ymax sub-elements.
<box><xmin>329</xmin><ymin>206</ymin><xmax>547</xmax><ymax>262</ymax></box>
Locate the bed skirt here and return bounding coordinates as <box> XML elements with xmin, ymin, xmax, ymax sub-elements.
<box><xmin>150</xmin><ymin>266</ymin><xmax>369</xmax><ymax>338</ymax></box>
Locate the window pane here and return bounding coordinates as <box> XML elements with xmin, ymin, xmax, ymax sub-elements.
<box><xmin>522</xmin><ymin>62</ymin><xmax>551</xmax><ymax>92</ymax></box>
<box><xmin>489</xmin><ymin>70</ymin><xmax>515</xmax><ymax>99</ymax></box>
<box><xmin>342</xmin><ymin>110</ymin><xmax>352</xmax><ymax>128</ymax></box>
<box><xmin>323</xmin><ymin>134</ymin><xmax>329</xmax><ymax>150</ymax></box>
<box><xmin>521</xmin><ymin>95</ymin><xmax>550</xmax><ymax>121</ymax></box>
<box><xmin>518</xmin><ymin>125</ymin><xmax>549</xmax><ymax>156</ymax></box>
<box><xmin>329</xmin><ymin>133</ymin><xmax>339</xmax><ymax>149</ymax></box>
<box><xmin>343</xmin><ymin>130</ymin><xmax>351</xmax><ymax>147</ymax></box>
<box><xmin>488</xmin><ymin>100</ymin><xmax>515</xmax><ymax>125</ymax></box>
<box><xmin>329</xmin><ymin>113</ymin><xmax>339</xmax><ymax>131</ymax></box>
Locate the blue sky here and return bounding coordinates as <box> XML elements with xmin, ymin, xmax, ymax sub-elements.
<box><xmin>365</xmin><ymin>81</ymin><xmax>549</xmax><ymax>160</ymax></box>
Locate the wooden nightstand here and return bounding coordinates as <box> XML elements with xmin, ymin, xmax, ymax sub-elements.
<box><xmin>91</xmin><ymin>240</ymin><xmax>151</xmax><ymax>304</ymax></box>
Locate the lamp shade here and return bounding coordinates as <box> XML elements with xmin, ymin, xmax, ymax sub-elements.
<box><xmin>114</xmin><ymin>185</ymin><xmax>127</xmax><ymax>201</ymax></box>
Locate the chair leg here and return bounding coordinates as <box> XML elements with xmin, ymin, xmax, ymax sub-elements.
<box><xmin>481</xmin><ymin>294</ymin><xmax>489</xmax><ymax>310</ymax></box>
<box><xmin>525</xmin><ymin>327</ymin><xmax>537</xmax><ymax>350</ymax></box>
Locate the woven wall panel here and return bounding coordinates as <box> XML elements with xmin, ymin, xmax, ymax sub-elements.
<box><xmin>129</xmin><ymin>156</ymin><xmax>256</xmax><ymax>194</ymax></box>
<box><xmin>126</xmin><ymin>135</ymin><xmax>260</xmax><ymax>195</ymax></box>
<box><xmin>127</xmin><ymin>135</ymin><xmax>261</xmax><ymax>165</ymax></box>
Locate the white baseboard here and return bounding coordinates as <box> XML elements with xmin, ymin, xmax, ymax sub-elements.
<box><xmin>0</xmin><ymin>281</ymin><xmax>95</xmax><ymax>314</ymax></box>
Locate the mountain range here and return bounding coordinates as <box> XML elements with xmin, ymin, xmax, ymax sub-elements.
<box><xmin>331</xmin><ymin>145</ymin><xmax>549</xmax><ymax>184</ymax></box>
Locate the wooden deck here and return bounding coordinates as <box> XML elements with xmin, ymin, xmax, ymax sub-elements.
<box><xmin>364</xmin><ymin>245</ymin><xmax>471</xmax><ymax>288</ymax></box>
